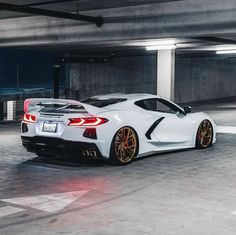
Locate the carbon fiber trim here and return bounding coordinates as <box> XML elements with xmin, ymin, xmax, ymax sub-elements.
<box><xmin>21</xmin><ymin>136</ymin><xmax>103</xmax><ymax>159</ymax></box>
<box><xmin>145</xmin><ymin>117</ymin><xmax>165</xmax><ymax>140</ymax></box>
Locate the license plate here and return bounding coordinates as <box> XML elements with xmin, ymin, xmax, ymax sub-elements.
<box><xmin>42</xmin><ymin>122</ymin><xmax>58</xmax><ymax>133</ymax></box>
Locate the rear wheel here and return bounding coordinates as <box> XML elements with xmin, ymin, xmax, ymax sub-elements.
<box><xmin>196</xmin><ymin>120</ymin><xmax>213</xmax><ymax>148</ymax></box>
<box><xmin>109</xmin><ymin>126</ymin><xmax>138</xmax><ymax>165</ymax></box>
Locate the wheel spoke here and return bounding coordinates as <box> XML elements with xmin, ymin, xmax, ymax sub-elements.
<box><xmin>114</xmin><ymin>127</ymin><xmax>137</xmax><ymax>163</ymax></box>
<box><xmin>198</xmin><ymin>120</ymin><xmax>213</xmax><ymax>148</ymax></box>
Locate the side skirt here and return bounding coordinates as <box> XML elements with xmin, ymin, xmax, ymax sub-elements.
<box><xmin>136</xmin><ymin>146</ymin><xmax>195</xmax><ymax>158</ymax></box>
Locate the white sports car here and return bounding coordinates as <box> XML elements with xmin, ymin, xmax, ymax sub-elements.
<box><xmin>21</xmin><ymin>93</ymin><xmax>216</xmax><ymax>165</ymax></box>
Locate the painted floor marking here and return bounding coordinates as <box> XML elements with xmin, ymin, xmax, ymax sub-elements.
<box><xmin>216</xmin><ymin>126</ymin><xmax>236</xmax><ymax>134</ymax></box>
<box><xmin>0</xmin><ymin>206</ymin><xmax>26</xmax><ymax>218</ymax></box>
<box><xmin>1</xmin><ymin>190</ymin><xmax>89</xmax><ymax>213</ymax></box>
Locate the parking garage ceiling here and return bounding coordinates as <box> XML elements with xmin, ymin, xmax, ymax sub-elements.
<box><xmin>0</xmin><ymin>0</ymin><xmax>182</xmax><ymax>20</ymax></box>
<box><xmin>0</xmin><ymin>0</ymin><xmax>236</xmax><ymax>55</ymax></box>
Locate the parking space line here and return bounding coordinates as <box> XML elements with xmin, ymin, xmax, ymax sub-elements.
<box><xmin>217</xmin><ymin>126</ymin><xmax>236</xmax><ymax>134</ymax></box>
<box><xmin>0</xmin><ymin>206</ymin><xmax>26</xmax><ymax>218</ymax></box>
<box><xmin>1</xmin><ymin>190</ymin><xmax>90</xmax><ymax>213</ymax></box>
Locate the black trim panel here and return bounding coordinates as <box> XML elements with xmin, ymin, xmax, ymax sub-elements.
<box><xmin>21</xmin><ymin>136</ymin><xmax>103</xmax><ymax>159</ymax></box>
<box><xmin>145</xmin><ymin>117</ymin><xmax>165</xmax><ymax>140</ymax></box>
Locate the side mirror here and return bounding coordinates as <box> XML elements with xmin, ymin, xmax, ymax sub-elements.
<box><xmin>184</xmin><ymin>106</ymin><xmax>192</xmax><ymax>114</ymax></box>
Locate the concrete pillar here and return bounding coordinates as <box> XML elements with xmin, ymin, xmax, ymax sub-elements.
<box><xmin>157</xmin><ymin>49</ymin><xmax>175</xmax><ymax>101</ymax></box>
<box><xmin>0</xmin><ymin>102</ymin><xmax>3</xmax><ymax>121</ymax></box>
<box><xmin>6</xmin><ymin>101</ymin><xmax>16</xmax><ymax>121</ymax></box>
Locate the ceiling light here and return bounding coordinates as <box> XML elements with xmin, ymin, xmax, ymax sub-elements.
<box><xmin>144</xmin><ymin>39</ymin><xmax>176</xmax><ymax>47</ymax></box>
<box><xmin>216</xmin><ymin>50</ymin><xmax>236</xmax><ymax>55</ymax></box>
<box><xmin>129</xmin><ymin>39</ymin><xmax>177</xmax><ymax>47</ymax></box>
<box><xmin>214</xmin><ymin>45</ymin><xmax>236</xmax><ymax>51</ymax></box>
<box><xmin>146</xmin><ymin>44</ymin><xmax>177</xmax><ymax>51</ymax></box>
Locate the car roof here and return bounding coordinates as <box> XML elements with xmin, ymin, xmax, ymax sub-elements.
<box><xmin>91</xmin><ymin>93</ymin><xmax>159</xmax><ymax>101</ymax></box>
<box><xmin>83</xmin><ymin>93</ymin><xmax>184</xmax><ymax>112</ymax></box>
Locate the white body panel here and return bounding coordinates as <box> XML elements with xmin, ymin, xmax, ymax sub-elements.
<box><xmin>21</xmin><ymin>94</ymin><xmax>216</xmax><ymax>159</ymax></box>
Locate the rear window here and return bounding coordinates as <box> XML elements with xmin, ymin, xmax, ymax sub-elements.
<box><xmin>81</xmin><ymin>98</ymin><xmax>127</xmax><ymax>107</ymax></box>
<box><xmin>39</xmin><ymin>103</ymin><xmax>87</xmax><ymax>114</ymax></box>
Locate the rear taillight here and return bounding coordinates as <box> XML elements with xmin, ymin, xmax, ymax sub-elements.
<box><xmin>23</xmin><ymin>113</ymin><xmax>36</xmax><ymax>123</ymax></box>
<box><xmin>68</xmin><ymin>117</ymin><xmax>108</xmax><ymax>126</ymax></box>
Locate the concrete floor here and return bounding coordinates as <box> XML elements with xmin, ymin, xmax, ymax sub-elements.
<box><xmin>0</xmin><ymin>101</ymin><xmax>236</xmax><ymax>235</ymax></box>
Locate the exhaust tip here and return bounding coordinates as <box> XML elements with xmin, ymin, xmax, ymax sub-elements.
<box><xmin>82</xmin><ymin>150</ymin><xmax>97</xmax><ymax>157</ymax></box>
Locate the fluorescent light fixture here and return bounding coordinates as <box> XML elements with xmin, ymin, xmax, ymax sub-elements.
<box><xmin>144</xmin><ymin>39</ymin><xmax>176</xmax><ymax>47</ymax></box>
<box><xmin>129</xmin><ymin>39</ymin><xmax>177</xmax><ymax>47</ymax></box>
<box><xmin>214</xmin><ymin>45</ymin><xmax>236</xmax><ymax>51</ymax></box>
<box><xmin>216</xmin><ymin>50</ymin><xmax>236</xmax><ymax>55</ymax></box>
<box><xmin>215</xmin><ymin>44</ymin><xmax>236</xmax><ymax>54</ymax></box>
<box><xmin>146</xmin><ymin>44</ymin><xmax>177</xmax><ymax>51</ymax></box>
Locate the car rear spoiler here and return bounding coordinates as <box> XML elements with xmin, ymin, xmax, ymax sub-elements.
<box><xmin>24</xmin><ymin>98</ymin><xmax>107</xmax><ymax>115</ymax></box>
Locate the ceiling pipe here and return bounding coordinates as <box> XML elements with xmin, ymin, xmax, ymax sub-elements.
<box><xmin>22</xmin><ymin>0</ymin><xmax>79</xmax><ymax>7</ymax></box>
<box><xmin>0</xmin><ymin>2</ymin><xmax>103</xmax><ymax>27</ymax></box>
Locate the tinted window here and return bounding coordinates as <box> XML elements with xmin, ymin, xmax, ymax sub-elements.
<box><xmin>135</xmin><ymin>98</ymin><xmax>183</xmax><ymax>114</ymax></box>
<box><xmin>81</xmin><ymin>98</ymin><xmax>127</xmax><ymax>107</ymax></box>
<box><xmin>39</xmin><ymin>103</ymin><xmax>86</xmax><ymax>114</ymax></box>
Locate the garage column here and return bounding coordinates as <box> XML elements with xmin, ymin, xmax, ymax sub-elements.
<box><xmin>0</xmin><ymin>102</ymin><xmax>3</xmax><ymax>121</ymax></box>
<box><xmin>157</xmin><ymin>49</ymin><xmax>175</xmax><ymax>101</ymax></box>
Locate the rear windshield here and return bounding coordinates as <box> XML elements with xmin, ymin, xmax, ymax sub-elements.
<box><xmin>38</xmin><ymin>103</ymin><xmax>87</xmax><ymax>114</ymax></box>
<box><xmin>81</xmin><ymin>98</ymin><xmax>127</xmax><ymax>107</ymax></box>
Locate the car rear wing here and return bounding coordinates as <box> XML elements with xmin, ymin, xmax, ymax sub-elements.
<box><xmin>24</xmin><ymin>98</ymin><xmax>107</xmax><ymax>115</ymax></box>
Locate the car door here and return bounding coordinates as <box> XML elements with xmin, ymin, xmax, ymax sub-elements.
<box><xmin>136</xmin><ymin>98</ymin><xmax>196</xmax><ymax>149</ymax></box>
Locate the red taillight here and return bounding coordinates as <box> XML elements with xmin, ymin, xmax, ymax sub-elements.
<box><xmin>68</xmin><ymin>117</ymin><xmax>108</xmax><ymax>126</ymax></box>
<box><xmin>23</xmin><ymin>113</ymin><xmax>36</xmax><ymax>123</ymax></box>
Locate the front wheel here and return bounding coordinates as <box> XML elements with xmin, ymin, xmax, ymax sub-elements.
<box><xmin>196</xmin><ymin>120</ymin><xmax>213</xmax><ymax>148</ymax></box>
<box><xmin>109</xmin><ymin>126</ymin><xmax>139</xmax><ymax>165</ymax></box>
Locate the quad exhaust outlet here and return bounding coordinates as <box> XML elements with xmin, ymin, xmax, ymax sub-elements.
<box><xmin>82</xmin><ymin>150</ymin><xmax>97</xmax><ymax>157</ymax></box>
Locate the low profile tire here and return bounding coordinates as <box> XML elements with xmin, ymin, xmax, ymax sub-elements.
<box><xmin>36</xmin><ymin>153</ymin><xmax>53</xmax><ymax>158</ymax></box>
<box><xmin>196</xmin><ymin>119</ymin><xmax>213</xmax><ymax>149</ymax></box>
<box><xmin>109</xmin><ymin>126</ymin><xmax>139</xmax><ymax>166</ymax></box>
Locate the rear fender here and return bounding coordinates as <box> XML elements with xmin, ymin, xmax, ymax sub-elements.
<box><xmin>95</xmin><ymin>110</ymin><xmax>160</xmax><ymax>157</ymax></box>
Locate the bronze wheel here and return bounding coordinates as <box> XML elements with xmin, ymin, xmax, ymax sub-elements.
<box><xmin>196</xmin><ymin>120</ymin><xmax>213</xmax><ymax>148</ymax></box>
<box><xmin>109</xmin><ymin>127</ymin><xmax>138</xmax><ymax>165</ymax></box>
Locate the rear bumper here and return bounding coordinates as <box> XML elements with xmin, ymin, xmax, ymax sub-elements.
<box><xmin>21</xmin><ymin>136</ymin><xmax>104</xmax><ymax>159</ymax></box>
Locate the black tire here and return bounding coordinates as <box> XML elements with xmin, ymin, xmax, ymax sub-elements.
<box><xmin>36</xmin><ymin>153</ymin><xmax>53</xmax><ymax>158</ymax></box>
<box><xmin>196</xmin><ymin>119</ymin><xmax>213</xmax><ymax>149</ymax></box>
<box><xmin>108</xmin><ymin>126</ymin><xmax>139</xmax><ymax>166</ymax></box>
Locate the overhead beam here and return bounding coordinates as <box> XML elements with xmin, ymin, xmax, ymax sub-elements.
<box><xmin>0</xmin><ymin>2</ymin><xmax>103</xmax><ymax>27</ymax></box>
<box><xmin>194</xmin><ymin>36</ymin><xmax>236</xmax><ymax>45</ymax></box>
<box><xmin>23</xmin><ymin>0</ymin><xmax>184</xmax><ymax>8</ymax></box>
<box><xmin>22</xmin><ymin>0</ymin><xmax>79</xmax><ymax>7</ymax></box>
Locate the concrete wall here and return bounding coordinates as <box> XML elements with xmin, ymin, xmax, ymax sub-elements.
<box><xmin>65</xmin><ymin>55</ymin><xmax>157</xmax><ymax>100</ymax></box>
<box><xmin>175</xmin><ymin>56</ymin><xmax>236</xmax><ymax>103</ymax></box>
<box><xmin>66</xmin><ymin>54</ymin><xmax>236</xmax><ymax>103</ymax></box>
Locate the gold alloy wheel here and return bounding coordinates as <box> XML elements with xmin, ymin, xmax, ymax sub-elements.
<box><xmin>114</xmin><ymin>127</ymin><xmax>137</xmax><ymax>164</ymax></box>
<box><xmin>197</xmin><ymin>120</ymin><xmax>213</xmax><ymax>148</ymax></box>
